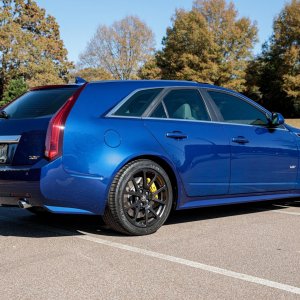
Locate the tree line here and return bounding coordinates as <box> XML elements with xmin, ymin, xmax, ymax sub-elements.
<box><xmin>0</xmin><ymin>0</ymin><xmax>299</xmax><ymax>117</ymax></box>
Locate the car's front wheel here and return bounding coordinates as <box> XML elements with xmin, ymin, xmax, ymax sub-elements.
<box><xmin>103</xmin><ymin>159</ymin><xmax>173</xmax><ymax>235</ymax></box>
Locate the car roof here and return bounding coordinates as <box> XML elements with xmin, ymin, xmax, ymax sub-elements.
<box><xmin>30</xmin><ymin>80</ymin><xmax>234</xmax><ymax>95</ymax></box>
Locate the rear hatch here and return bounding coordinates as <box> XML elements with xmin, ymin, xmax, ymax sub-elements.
<box><xmin>0</xmin><ymin>86</ymin><xmax>79</xmax><ymax>166</ymax></box>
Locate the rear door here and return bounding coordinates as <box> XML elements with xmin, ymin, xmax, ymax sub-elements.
<box><xmin>143</xmin><ymin>88</ymin><xmax>230</xmax><ymax>197</ymax></box>
<box><xmin>0</xmin><ymin>87</ymin><xmax>78</xmax><ymax>166</ymax></box>
<box><xmin>205</xmin><ymin>89</ymin><xmax>299</xmax><ymax>194</ymax></box>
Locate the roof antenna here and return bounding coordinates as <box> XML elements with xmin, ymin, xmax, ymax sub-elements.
<box><xmin>75</xmin><ymin>77</ymin><xmax>87</xmax><ymax>85</ymax></box>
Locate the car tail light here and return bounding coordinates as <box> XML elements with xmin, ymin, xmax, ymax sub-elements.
<box><xmin>45</xmin><ymin>84</ymin><xmax>87</xmax><ymax>160</ymax></box>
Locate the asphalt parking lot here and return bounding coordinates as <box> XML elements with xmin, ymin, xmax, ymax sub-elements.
<box><xmin>0</xmin><ymin>200</ymin><xmax>299</xmax><ymax>299</ymax></box>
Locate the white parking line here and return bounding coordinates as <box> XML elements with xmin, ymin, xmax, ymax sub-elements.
<box><xmin>255</xmin><ymin>205</ymin><xmax>300</xmax><ymax>216</ymax></box>
<box><xmin>269</xmin><ymin>205</ymin><xmax>300</xmax><ymax>216</ymax></box>
<box><xmin>273</xmin><ymin>204</ymin><xmax>293</xmax><ymax>208</ymax></box>
<box><xmin>1</xmin><ymin>214</ymin><xmax>300</xmax><ymax>295</ymax></box>
<box><xmin>77</xmin><ymin>233</ymin><xmax>300</xmax><ymax>296</ymax></box>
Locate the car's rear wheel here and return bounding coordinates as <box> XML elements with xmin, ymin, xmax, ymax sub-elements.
<box><xmin>103</xmin><ymin>159</ymin><xmax>173</xmax><ymax>235</ymax></box>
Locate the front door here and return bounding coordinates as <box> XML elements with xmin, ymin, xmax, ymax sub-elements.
<box><xmin>206</xmin><ymin>90</ymin><xmax>299</xmax><ymax>194</ymax></box>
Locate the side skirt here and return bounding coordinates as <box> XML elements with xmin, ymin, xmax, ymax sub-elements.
<box><xmin>178</xmin><ymin>191</ymin><xmax>300</xmax><ymax>210</ymax></box>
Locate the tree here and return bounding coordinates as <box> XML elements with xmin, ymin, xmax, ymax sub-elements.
<box><xmin>154</xmin><ymin>0</ymin><xmax>257</xmax><ymax>92</ymax></box>
<box><xmin>70</xmin><ymin>67</ymin><xmax>113</xmax><ymax>82</ymax></box>
<box><xmin>245</xmin><ymin>0</ymin><xmax>300</xmax><ymax>116</ymax></box>
<box><xmin>138</xmin><ymin>57</ymin><xmax>162</xmax><ymax>79</ymax></box>
<box><xmin>0</xmin><ymin>0</ymin><xmax>72</xmax><ymax>101</ymax></box>
<box><xmin>79</xmin><ymin>16</ymin><xmax>155</xmax><ymax>80</ymax></box>
<box><xmin>0</xmin><ymin>77</ymin><xmax>27</xmax><ymax>106</ymax></box>
<box><xmin>275</xmin><ymin>0</ymin><xmax>300</xmax><ymax>112</ymax></box>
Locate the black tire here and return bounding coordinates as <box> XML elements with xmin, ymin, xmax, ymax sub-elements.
<box><xmin>103</xmin><ymin>159</ymin><xmax>173</xmax><ymax>235</ymax></box>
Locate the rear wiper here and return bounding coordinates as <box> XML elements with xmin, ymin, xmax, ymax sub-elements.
<box><xmin>0</xmin><ymin>110</ymin><xmax>9</xmax><ymax>119</ymax></box>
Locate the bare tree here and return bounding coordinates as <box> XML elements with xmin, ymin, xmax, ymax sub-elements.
<box><xmin>79</xmin><ymin>16</ymin><xmax>155</xmax><ymax>80</ymax></box>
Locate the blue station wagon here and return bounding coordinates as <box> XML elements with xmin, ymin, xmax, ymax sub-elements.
<box><xmin>0</xmin><ymin>79</ymin><xmax>299</xmax><ymax>235</ymax></box>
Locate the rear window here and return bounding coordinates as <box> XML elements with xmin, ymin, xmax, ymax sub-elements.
<box><xmin>3</xmin><ymin>88</ymin><xmax>78</xmax><ymax>119</ymax></box>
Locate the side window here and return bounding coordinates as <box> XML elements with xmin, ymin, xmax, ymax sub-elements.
<box><xmin>151</xmin><ymin>103</ymin><xmax>167</xmax><ymax>118</ymax></box>
<box><xmin>154</xmin><ymin>89</ymin><xmax>210</xmax><ymax>121</ymax></box>
<box><xmin>208</xmin><ymin>91</ymin><xmax>269</xmax><ymax>126</ymax></box>
<box><xmin>113</xmin><ymin>88</ymin><xmax>162</xmax><ymax>117</ymax></box>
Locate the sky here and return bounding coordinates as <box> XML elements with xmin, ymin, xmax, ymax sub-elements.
<box><xmin>35</xmin><ymin>0</ymin><xmax>288</xmax><ymax>64</ymax></box>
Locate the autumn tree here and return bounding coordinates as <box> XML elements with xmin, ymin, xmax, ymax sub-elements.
<box><xmin>71</xmin><ymin>67</ymin><xmax>113</xmax><ymax>82</ymax></box>
<box><xmin>153</xmin><ymin>0</ymin><xmax>257</xmax><ymax>92</ymax></box>
<box><xmin>138</xmin><ymin>57</ymin><xmax>162</xmax><ymax>79</ymax></box>
<box><xmin>245</xmin><ymin>0</ymin><xmax>300</xmax><ymax>116</ymax></box>
<box><xmin>79</xmin><ymin>16</ymin><xmax>155</xmax><ymax>80</ymax></box>
<box><xmin>0</xmin><ymin>0</ymin><xmax>72</xmax><ymax>102</ymax></box>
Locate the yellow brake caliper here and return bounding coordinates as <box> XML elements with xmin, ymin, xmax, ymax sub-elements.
<box><xmin>147</xmin><ymin>178</ymin><xmax>158</xmax><ymax>199</ymax></box>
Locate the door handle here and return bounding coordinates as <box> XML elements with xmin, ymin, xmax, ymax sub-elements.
<box><xmin>166</xmin><ymin>131</ymin><xmax>188</xmax><ymax>140</ymax></box>
<box><xmin>232</xmin><ymin>136</ymin><xmax>249</xmax><ymax>144</ymax></box>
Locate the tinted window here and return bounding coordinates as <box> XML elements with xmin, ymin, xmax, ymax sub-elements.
<box><xmin>163</xmin><ymin>89</ymin><xmax>210</xmax><ymax>121</ymax></box>
<box><xmin>113</xmin><ymin>88</ymin><xmax>162</xmax><ymax>117</ymax></box>
<box><xmin>151</xmin><ymin>103</ymin><xmax>167</xmax><ymax>118</ymax></box>
<box><xmin>4</xmin><ymin>88</ymin><xmax>78</xmax><ymax>119</ymax></box>
<box><xmin>208</xmin><ymin>91</ymin><xmax>269</xmax><ymax>126</ymax></box>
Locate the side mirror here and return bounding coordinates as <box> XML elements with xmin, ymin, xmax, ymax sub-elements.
<box><xmin>267</xmin><ymin>112</ymin><xmax>285</xmax><ymax>127</ymax></box>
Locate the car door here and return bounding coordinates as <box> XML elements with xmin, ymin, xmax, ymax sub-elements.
<box><xmin>143</xmin><ymin>88</ymin><xmax>230</xmax><ymax>197</ymax></box>
<box><xmin>205</xmin><ymin>89</ymin><xmax>299</xmax><ymax>194</ymax></box>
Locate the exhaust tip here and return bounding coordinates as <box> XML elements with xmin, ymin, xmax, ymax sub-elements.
<box><xmin>18</xmin><ymin>198</ymin><xmax>32</xmax><ymax>209</ymax></box>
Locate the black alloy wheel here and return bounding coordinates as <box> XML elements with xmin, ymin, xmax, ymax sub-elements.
<box><xmin>103</xmin><ymin>159</ymin><xmax>173</xmax><ymax>235</ymax></box>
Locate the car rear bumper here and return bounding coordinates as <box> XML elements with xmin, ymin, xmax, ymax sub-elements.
<box><xmin>0</xmin><ymin>166</ymin><xmax>45</xmax><ymax>207</ymax></box>
<box><xmin>0</xmin><ymin>182</ymin><xmax>43</xmax><ymax>207</ymax></box>
<box><xmin>0</xmin><ymin>158</ymin><xmax>107</xmax><ymax>215</ymax></box>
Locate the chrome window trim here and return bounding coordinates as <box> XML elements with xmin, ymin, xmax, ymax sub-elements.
<box><xmin>105</xmin><ymin>115</ymin><xmax>143</xmax><ymax>120</ymax></box>
<box><xmin>0</xmin><ymin>135</ymin><xmax>21</xmax><ymax>143</ymax></box>
<box><xmin>142</xmin><ymin>116</ymin><xmax>289</xmax><ymax>131</ymax></box>
<box><xmin>211</xmin><ymin>120</ymin><xmax>288</xmax><ymax>131</ymax></box>
<box><xmin>142</xmin><ymin>116</ymin><xmax>215</xmax><ymax>125</ymax></box>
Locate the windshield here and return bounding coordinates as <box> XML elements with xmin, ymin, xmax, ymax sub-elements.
<box><xmin>2</xmin><ymin>88</ymin><xmax>79</xmax><ymax>119</ymax></box>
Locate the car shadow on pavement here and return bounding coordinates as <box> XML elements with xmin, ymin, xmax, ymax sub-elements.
<box><xmin>0</xmin><ymin>199</ymin><xmax>298</xmax><ymax>238</ymax></box>
<box><xmin>165</xmin><ymin>200</ymin><xmax>298</xmax><ymax>225</ymax></box>
<box><xmin>0</xmin><ymin>207</ymin><xmax>114</xmax><ymax>238</ymax></box>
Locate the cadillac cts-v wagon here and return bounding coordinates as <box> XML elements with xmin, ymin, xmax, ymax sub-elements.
<box><xmin>0</xmin><ymin>79</ymin><xmax>299</xmax><ymax>235</ymax></box>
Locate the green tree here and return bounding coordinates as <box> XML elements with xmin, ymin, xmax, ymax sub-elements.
<box><xmin>79</xmin><ymin>16</ymin><xmax>155</xmax><ymax>80</ymax></box>
<box><xmin>154</xmin><ymin>0</ymin><xmax>257</xmax><ymax>92</ymax></box>
<box><xmin>0</xmin><ymin>0</ymin><xmax>72</xmax><ymax>100</ymax></box>
<box><xmin>245</xmin><ymin>0</ymin><xmax>300</xmax><ymax>116</ymax></box>
<box><xmin>0</xmin><ymin>77</ymin><xmax>27</xmax><ymax>106</ymax></box>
